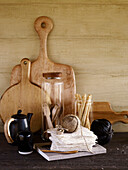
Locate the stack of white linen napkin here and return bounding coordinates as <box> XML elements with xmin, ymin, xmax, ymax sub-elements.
<box><xmin>47</xmin><ymin>126</ymin><xmax>97</xmax><ymax>152</ymax></box>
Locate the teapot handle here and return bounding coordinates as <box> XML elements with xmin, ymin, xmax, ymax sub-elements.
<box><xmin>4</xmin><ymin>118</ymin><xmax>15</xmax><ymax>143</ymax></box>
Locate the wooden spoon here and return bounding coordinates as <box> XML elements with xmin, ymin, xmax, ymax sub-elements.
<box><xmin>42</xmin><ymin>103</ymin><xmax>53</xmax><ymax>129</ymax></box>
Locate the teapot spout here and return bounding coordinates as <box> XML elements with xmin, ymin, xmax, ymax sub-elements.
<box><xmin>27</xmin><ymin>113</ymin><xmax>33</xmax><ymax>129</ymax></box>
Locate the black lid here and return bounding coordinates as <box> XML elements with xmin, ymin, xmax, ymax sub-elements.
<box><xmin>12</xmin><ymin>110</ymin><xmax>27</xmax><ymax>119</ymax></box>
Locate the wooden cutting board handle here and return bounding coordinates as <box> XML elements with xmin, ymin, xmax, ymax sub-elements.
<box><xmin>21</xmin><ymin>58</ymin><xmax>31</xmax><ymax>84</ymax></box>
<box><xmin>91</xmin><ymin>102</ymin><xmax>128</xmax><ymax>124</ymax></box>
<box><xmin>4</xmin><ymin>119</ymin><xmax>14</xmax><ymax>144</ymax></box>
<box><xmin>34</xmin><ymin>16</ymin><xmax>53</xmax><ymax>59</ymax></box>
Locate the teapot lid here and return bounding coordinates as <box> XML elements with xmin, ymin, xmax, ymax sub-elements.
<box><xmin>12</xmin><ymin>110</ymin><xmax>27</xmax><ymax>119</ymax></box>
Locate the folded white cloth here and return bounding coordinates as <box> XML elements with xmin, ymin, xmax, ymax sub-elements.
<box><xmin>47</xmin><ymin>126</ymin><xmax>97</xmax><ymax>152</ymax></box>
<box><xmin>50</xmin><ymin>141</ymin><xmax>93</xmax><ymax>152</ymax></box>
<box><xmin>47</xmin><ymin>126</ymin><xmax>95</xmax><ymax>137</ymax></box>
<box><xmin>49</xmin><ymin>136</ymin><xmax>96</xmax><ymax>145</ymax></box>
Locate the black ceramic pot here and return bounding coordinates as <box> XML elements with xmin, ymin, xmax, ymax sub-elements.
<box><xmin>17</xmin><ymin>131</ymin><xmax>33</xmax><ymax>155</ymax></box>
<box><xmin>6</xmin><ymin>110</ymin><xmax>33</xmax><ymax>144</ymax></box>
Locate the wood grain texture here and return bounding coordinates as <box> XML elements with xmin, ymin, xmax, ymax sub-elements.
<box><xmin>3</xmin><ymin>118</ymin><xmax>13</xmax><ymax>144</ymax></box>
<box><xmin>1</xmin><ymin>0</ymin><xmax>128</xmax><ymax>5</ymax></box>
<box><xmin>10</xmin><ymin>16</ymin><xmax>76</xmax><ymax>116</ymax></box>
<box><xmin>0</xmin><ymin>0</ymin><xmax>128</xmax><ymax>132</ymax></box>
<box><xmin>0</xmin><ymin>58</ymin><xmax>49</xmax><ymax>132</ymax></box>
<box><xmin>91</xmin><ymin>102</ymin><xmax>128</xmax><ymax>124</ymax></box>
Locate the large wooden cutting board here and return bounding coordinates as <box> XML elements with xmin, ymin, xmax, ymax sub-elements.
<box><xmin>0</xmin><ymin>58</ymin><xmax>50</xmax><ymax>132</ymax></box>
<box><xmin>10</xmin><ymin>16</ymin><xmax>76</xmax><ymax>116</ymax></box>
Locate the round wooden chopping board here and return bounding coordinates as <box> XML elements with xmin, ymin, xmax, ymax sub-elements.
<box><xmin>0</xmin><ymin>58</ymin><xmax>51</xmax><ymax>132</ymax></box>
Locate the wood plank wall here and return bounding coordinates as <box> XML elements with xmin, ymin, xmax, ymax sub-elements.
<box><xmin>0</xmin><ymin>0</ymin><xmax>128</xmax><ymax>132</ymax></box>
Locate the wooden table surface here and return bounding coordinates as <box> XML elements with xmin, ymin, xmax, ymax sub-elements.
<box><xmin>0</xmin><ymin>132</ymin><xmax>128</xmax><ymax>170</ymax></box>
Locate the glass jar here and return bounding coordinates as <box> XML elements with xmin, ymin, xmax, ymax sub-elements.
<box><xmin>41</xmin><ymin>72</ymin><xmax>64</xmax><ymax>139</ymax></box>
<box><xmin>75</xmin><ymin>94</ymin><xmax>92</xmax><ymax>129</ymax></box>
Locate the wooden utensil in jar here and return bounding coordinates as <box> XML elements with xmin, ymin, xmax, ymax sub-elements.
<box><xmin>42</xmin><ymin>103</ymin><xmax>53</xmax><ymax>129</ymax></box>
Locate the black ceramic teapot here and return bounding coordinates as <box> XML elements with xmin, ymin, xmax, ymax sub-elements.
<box><xmin>4</xmin><ymin>110</ymin><xmax>33</xmax><ymax>144</ymax></box>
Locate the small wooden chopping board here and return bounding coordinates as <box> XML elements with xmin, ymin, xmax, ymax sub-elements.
<box><xmin>10</xmin><ymin>16</ymin><xmax>76</xmax><ymax>116</ymax></box>
<box><xmin>0</xmin><ymin>58</ymin><xmax>50</xmax><ymax>132</ymax></box>
<box><xmin>91</xmin><ymin>102</ymin><xmax>128</xmax><ymax>124</ymax></box>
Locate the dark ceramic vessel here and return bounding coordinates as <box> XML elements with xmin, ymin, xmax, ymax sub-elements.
<box><xmin>17</xmin><ymin>130</ymin><xmax>33</xmax><ymax>155</ymax></box>
<box><xmin>9</xmin><ymin>110</ymin><xmax>33</xmax><ymax>144</ymax></box>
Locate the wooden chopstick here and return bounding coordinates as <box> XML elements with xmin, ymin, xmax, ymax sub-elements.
<box><xmin>41</xmin><ymin>150</ymin><xmax>78</xmax><ymax>154</ymax></box>
<box><xmin>79</xmin><ymin>94</ymin><xmax>86</xmax><ymax>120</ymax></box>
<box><xmin>84</xmin><ymin>94</ymin><xmax>92</xmax><ymax>129</ymax></box>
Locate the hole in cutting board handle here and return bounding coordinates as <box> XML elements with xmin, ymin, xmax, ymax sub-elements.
<box><xmin>23</xmin><ymin>61</ymin><xmax>27</xmax><ymax>65</ymax></box>
<box><xmin>41</xmin><ymin>22</ymin><xmax>46</xmax><ymax>28</ymax></box>
<box><xmin>124</xmin><ymin>115</ymin><xmax>128</xmax><ymax>119</ymax></box>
